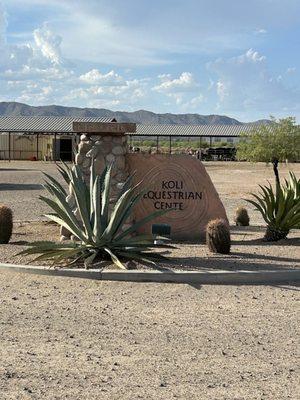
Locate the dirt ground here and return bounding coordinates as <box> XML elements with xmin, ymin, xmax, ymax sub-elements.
<box><xmin>0</xmin><ymin>273</ymin><xmax>299</xmax><ymax>400</ymax></box>
<box><xmin>0</xmin><ymin>161</ymin><xmax>299</xmax><ymax>399</ymax></box>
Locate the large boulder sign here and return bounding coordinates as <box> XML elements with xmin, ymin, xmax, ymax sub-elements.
<box><xmin>67</xmin><ymin>121</ymin><xmax>227</xmax><ymax>242</ymax></box>
<box><xmin>127</xmin><ymin>154</ymin><xmax>228</xmax><ymax>241</ymax></box>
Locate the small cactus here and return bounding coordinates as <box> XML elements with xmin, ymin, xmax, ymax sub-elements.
<box><xmin>0</xmin><ymin>204</ymin><xmax>13</xmax><ymax>244</ymax></box>
<box><xmin>234</xmin><ymin>206</ymin><xmax>250</xmax><ymax>226</ymax></box>
<box><xmin>206</xmin><ymin>219</ymin><xmax>231</xmax><ymax>254</ymax></box>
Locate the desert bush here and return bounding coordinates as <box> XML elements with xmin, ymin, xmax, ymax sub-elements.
<box><xmin>0</xmin><ymin>204</ymin><xmax>13</xmax><ymax>244</ymax></box>
<box><xmin>246</xmin><ymin>172</ymin><xmax>300</xmax><ymax>241</ymax></box>
<box><xmin>206</xmin><ymin>219</ymin><xmax>231</xmax><ymax>254</ymax></box>
<box><xmin>237</xmin><ymin>117</ymin><xmax>300</xmax><ymax>162</ymax></box>
<box><xmin>234</xmin><ymin>206</ymin><xmax>250</xmax><ymax>226</ymax></box>
<box><xmin>18</xmin><ymin>161</ymin><xmax>174</xmax><ymax>268</ymax></box>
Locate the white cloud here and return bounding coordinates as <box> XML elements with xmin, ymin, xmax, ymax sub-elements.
<box><xmin>157</xmin><ymin>73</ymin><xmax>172</xmax><ymax>82</ymax></box>
<box><xmin>207</xmin><ymin>49</ymin><xmax>300</xmax><ymax>114</ymax></box>
<box><xmin>153</xmin><ymin>72</ymin><xmax>197</xmax><ymax>93</ymax></box>
<box><xmin>2</xmin><ymin>65</ymin><xmax>73</xmax><ymax>80</ymax></box>
<box><xmin>216</xmin><ymin>81</ymin><xmax>229</xmax><ymax>102</ymax></box>
<box><xmin>33</xmin><ymin>24</ymin><xmax>63</xmax><ymax>65</ymax></box>
<box><xmin>151</xmin><ymin>72</ymin><xmax>204</xmax><ymax>110</ymax></box>
<box><xmin>61</xmin><ymin>75</ymin><xmax>148</xmax><ymax>109</ymax></box>
<box><xmin>237</xmin><ymin>49</ymin><xmax>266</xmax><ymax>64</ymax></box>
<box><xmin>28</xmin><ymin>0</ymin><xmax>300</xmax><ymax>67</ymax></box>
<box><xmin>1</xmin><ymin>2</ymin><xmax>300</xmax><ymax>118</ymax></box>
<box><xmin>4</xmin><ymin>0</ymin><xmax>300</xmax><ymax>73</ymax></box>
<box><xmin>181</xmin><ymin>95</ymin><xmax>204</xmax><ymax>110</ymax></box>
<box><xmin>0</xmin><ymin>12</ymin><xmax>65</xmax><ymax>73</ymax></box>
<box><xmin>0</xmin><ymin>6</ymin><xmax>150</xmax><ymax>111</ymax></box>
<box><xmin>254</xmin><ymin>28</ymin><xmax>267</xmax><ymax>35</ymax></box>
<box><xmin>286</xmin><ymin>67</ymin><xmax>296</xmax><ymax>74</ymax></box>
<box><xmin>79</xmin><ymin>69</ymin><xmax>122</xmax><ymax>85</ymax></box>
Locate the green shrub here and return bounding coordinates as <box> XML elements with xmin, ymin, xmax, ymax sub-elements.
<box><xmin>18</xmin><ymin>161</ymin><xmax>174</xmax><ymax>269</ymax></box>
<box><xmin>246</xmin><ymin>172</ymin><xmax>300</xmax><ymax>241</ymax></box>
<box><xmin>237</xmin><ymin>117</ymin><xmax>300</xmax><ymax>162</ymax></box>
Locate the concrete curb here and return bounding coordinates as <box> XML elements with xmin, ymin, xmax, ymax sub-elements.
<box><xmin>0</xmin><ymin>263</ymin><xmax>299</xmax><ymax>285</ymax></box>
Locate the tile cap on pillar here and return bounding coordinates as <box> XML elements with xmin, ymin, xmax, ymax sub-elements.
<box><xmin>73</xmin><ymin>121</ymin><xmax>136</xmax><ymax>136</ymax></box>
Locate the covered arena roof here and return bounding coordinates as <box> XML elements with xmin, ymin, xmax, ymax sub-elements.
<box><xmin>134</xmin><ymin>124</ymin><xmax>259</xmax><ymax>137</ymax></box>
<box><xmin>0</xmin><ymin>116</ymin><xmax>117</xmax><ymax>134</ymax></box>
<box><xmin>0</xmin><ymin>116</ymin><xmax>266</xmax><ymax>137</ymax></box>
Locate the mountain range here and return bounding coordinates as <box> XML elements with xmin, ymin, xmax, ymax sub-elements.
<box><xmin>0</xmin><ymin>102</ymin><xmax>270</xmax><ymax>125</ymax></box>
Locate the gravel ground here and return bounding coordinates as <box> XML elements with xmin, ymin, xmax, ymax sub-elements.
<box><xmin>206</xmin><ymin>161</ymin><xmax>300</xmax><ymax>226</ymax></box>
<box><xmin>0</xmin><ymin>273</ymin><xmax>299</xmax><ymax>400</ymax></box>
<box><xmin>0</xmin><ymin>161</ymin><xmax>64</xmax><ymax>222</ymax></box>
<box><xmin>0</xmin><ymin>161</ymin><xmax>299</xmax><ymax>399</ymax></box>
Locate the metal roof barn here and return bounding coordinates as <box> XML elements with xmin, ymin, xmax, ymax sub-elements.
<box><xmin>0</xmin><ymin>116</ymin><xmax>269</xmax><ymax>160</ymax></box>
<box><xmin>134</xmin><ymin>124</ymin><xmax>257</xmax><ymax>137</ymax></box>
<box><xmin>0</xmin><ymin>116</ymin><xmax>116</xmax><ymax>134</ymax></box>
<box><xmin>0</xmin><ymin>117</ymin><xmax>259</xmax><ymax>137</ymax></box>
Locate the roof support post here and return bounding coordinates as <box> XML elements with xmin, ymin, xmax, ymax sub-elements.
<box><xmin>53</xmin><ymin>132</ymin><xmax>57</xmax><ymax>163</ymax></box>
<box><xmin>72</xmin><ymin>135</ymin><xmax>75</xmax><ymax>163</ymax></box>
<box><xmin>36</xmin><ymin>133</ymin><xmax>39</xmax><ymax>161</ymax></box>
<box><xmin>8</xmin><ymin>132</ymin><xmax>11</xmax><ymax>162</ymax></box>
<box><xmin>210</xmin><ymin>136</ymin><xmax>212</xmax><ymax>147</ymax></box>
<box><xmin>169</xmin><ymin>135</ymin><xmax>172</xmax><ymax>154</ymax></box>
<box><xmin>156</xmin><ymin>136</ymin><xmax>159</xmax><ymax>153</ymax></box>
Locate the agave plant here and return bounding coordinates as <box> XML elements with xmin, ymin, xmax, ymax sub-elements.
<box><xmin>18</xmin><ymin>161</ymin><xmax>174</xmax><ymax>268</ymax></box>
<box><xmin>246</xmin><ymin>172</ymin><xmax>300</xmax><ymax>241</ymax></box>
<box><xmin>284</xmin><ymin>171</ymin><xmax>300</xmax><ymax>229</ymax></box>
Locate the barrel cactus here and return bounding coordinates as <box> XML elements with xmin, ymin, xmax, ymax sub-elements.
<box><xmin>0</xmin><ymin>204</ymin><xmax>13</xmax><ymax>244</ymax></box>
<box><xmin>206</xmin><ymin>219</ymin><xmax>231</xmax><ymax>254</ymax></box>
<box><xmin>234</xmin><ymin>206</ymin><xmax>250</xmax><ymax>226</ymax></box>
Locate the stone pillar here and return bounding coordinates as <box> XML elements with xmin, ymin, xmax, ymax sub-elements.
<box><xmin>77</xmin><ymin>133</ymin><xmax>128</xmax><ymax>194</ymax></box>
<box><xmin>60</xmin><ymin>122</ymin><xmax>136</xmax><ymax>241</ymax></box>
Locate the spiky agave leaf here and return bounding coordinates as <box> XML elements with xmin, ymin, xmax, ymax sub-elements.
<box><xmin>69</xmin><ymin>164</ymin><xmax>93</xmax><ymax>240</ymax></box>
<box><xmin>53</xmin><ymin>162</ymin><xmax>72</xmax><ymax>191</ymax></box>
<box><xmin>100</xmin><ymin>163</ymin><xmax>113</xmax><ymax>230</ymax></box>
<box><xmin>103</xmin><ymin>247</ymin><xmax>127</xmax><ymax>269</ymax></box>
<box><xmin>17</xmin><ymin>241</ymin><xmax>89</xmax><ymax>266</ymax></box>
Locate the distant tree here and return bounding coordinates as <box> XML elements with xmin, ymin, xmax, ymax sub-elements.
<box><xmin>236</xmin><ymin>117</ymin><xmax>300</xmax><ymax>162</ymax></box>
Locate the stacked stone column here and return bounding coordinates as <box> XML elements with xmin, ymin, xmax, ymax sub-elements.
<box><xmin>76</xmin><ymin>133</ymin><xmax>128</xmax><ymax>194</ymax></box>
<box><xmin>60</xmin><ymin>122</ymin><xmax>136</xmax><ymax>241</ymax></box>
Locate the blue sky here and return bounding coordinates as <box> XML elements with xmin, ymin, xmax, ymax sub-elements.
<box><xmin>1</xmin><ymin>0</ymin><xmax>300</xmax><ymax>122</ymax></box>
